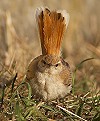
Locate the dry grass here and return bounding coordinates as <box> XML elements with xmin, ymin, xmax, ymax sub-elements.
<box><xmin>0</xmin><ymin>0</ymin><xmax>100</xmax><ymax>121</ymax></box>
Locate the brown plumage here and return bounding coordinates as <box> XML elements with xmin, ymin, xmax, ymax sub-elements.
<box><xmin>26</xmin><ymin>7</ymin><xmax>71</xmax><ymax>101</ymax></box>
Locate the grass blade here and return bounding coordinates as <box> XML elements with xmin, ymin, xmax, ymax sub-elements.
<box><xmin>11</xmin><ymin>73</ymin><xmax>17</xmax><ymax>93</ymax></box>
<box><xmin>15</xmin><ymin>101</ymin><xmax>25</xmax><ymax>121</ymax></box>
<box><xmin>57</xmin><ymin>105</ymin><xmax>87</xmax><ymax>121</ymax></box>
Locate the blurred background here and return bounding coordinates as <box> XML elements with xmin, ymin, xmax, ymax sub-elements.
<box><xmin>0</xmin><ymin>0</ymin><xmax>100</xmax><ymax>92</ymax></box>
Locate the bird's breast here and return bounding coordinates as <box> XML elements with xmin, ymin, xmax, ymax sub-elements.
<box><xmin>35</xmin><ymin>71</ymin><xmax>71</xmax><ymax>100</ymax></box>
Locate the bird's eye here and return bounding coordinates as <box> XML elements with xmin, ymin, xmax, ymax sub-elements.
<box><xmin>55</xmin><ymin>64</ymin><xmax>59</xmax><ymax>67</ymax></box>
<box><xmin>42</xmin><ymin>60</ymin><xmax>46</xmax><ymax>64</ymax></box>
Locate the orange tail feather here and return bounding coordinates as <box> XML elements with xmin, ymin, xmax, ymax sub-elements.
<box><xmin>36</xmin><ymin>7</ymin><xmax>70</xmax><ymax>56</ymax></box>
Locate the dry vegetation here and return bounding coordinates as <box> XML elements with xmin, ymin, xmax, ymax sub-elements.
<box><xmin>0</xmin><ymin>0</ymin><xmax>100</xmax><ymax>121</ymax></box>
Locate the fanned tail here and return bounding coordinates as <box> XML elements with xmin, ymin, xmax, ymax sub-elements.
<box><xmin>36</xmin><ymin>7</ymin><xmax>70</xmax><ymax>55</ymax></box>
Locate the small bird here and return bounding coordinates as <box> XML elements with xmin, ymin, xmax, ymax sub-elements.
<box><xmin>26</xmin><ymin>7</ymin><xmax>72</xmax><ymax>101</ymax></box>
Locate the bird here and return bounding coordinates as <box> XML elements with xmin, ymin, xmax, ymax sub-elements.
<box><xmin>26</xmin><ymin>7</ymin><xmax>72</xmax><ymax>101</ymax></box>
